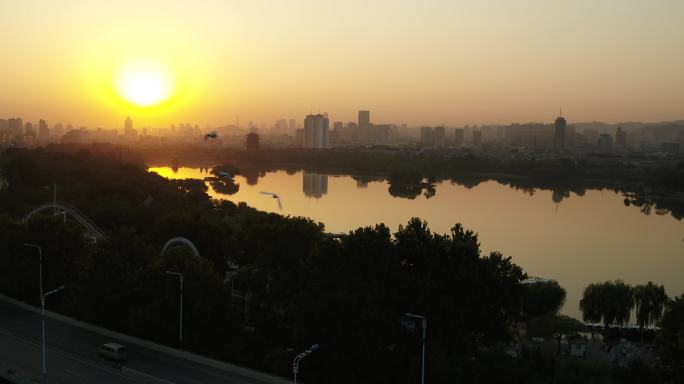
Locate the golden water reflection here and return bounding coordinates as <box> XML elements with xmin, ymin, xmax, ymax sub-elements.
<box><xmin>148</xmin><ymin>166</ymin><xmax>684</xmax><ymax>320</ymax></box>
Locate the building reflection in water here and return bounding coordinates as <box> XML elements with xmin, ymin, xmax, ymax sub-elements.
<box><xmin>303</xmin><ymin>172</ymin><xmax>328</xmax><ymax>198</ymax></box>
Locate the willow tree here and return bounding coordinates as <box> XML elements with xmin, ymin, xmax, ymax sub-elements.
<box><xmin>579</xmin><ymin>280</ymin><xmax>634</xmax><ymax>328</ymax></box>
<box><xmin>633</xmin><ymin>282</ymin><xmax>668</xmax><ymax>329</ymax></box>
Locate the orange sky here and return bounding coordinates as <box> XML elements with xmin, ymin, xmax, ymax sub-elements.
<box><xmin>1</xmin><ymin>0</ymin><xmax>683</xmax><ymax>128</ymax></box>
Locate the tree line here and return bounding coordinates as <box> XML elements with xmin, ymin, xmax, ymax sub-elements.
<box><xmin>0</xmin><ymin>147</ymin><xmax>682</xmax><ymax>383</ymax></box>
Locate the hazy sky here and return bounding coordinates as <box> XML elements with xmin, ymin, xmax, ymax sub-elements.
<box><xmin>1</xmin><ymin>0</ymin><xmax>683</xmax><ymax>128</ymax></box>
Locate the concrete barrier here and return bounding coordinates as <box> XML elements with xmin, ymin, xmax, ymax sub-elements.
<box><xmin>0</xmin><ymin>294</ymin><xmax>290</xmax><ymax>384</ymax></box>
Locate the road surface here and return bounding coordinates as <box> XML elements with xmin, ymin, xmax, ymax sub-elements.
<box><xmin>0</xmin><ymin>298</ymin><xmax>288</xmax><ymax>384</ymax></box>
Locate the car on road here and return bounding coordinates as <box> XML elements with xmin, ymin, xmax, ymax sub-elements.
<box><xmin>98</xmin><ymin>342</ymin><xmax>126</xmax><ymax>362</ymax></box>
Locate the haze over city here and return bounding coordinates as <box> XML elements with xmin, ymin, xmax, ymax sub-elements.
<box><xmin>2</xmin><ymin>0</ymin><xmax>684</xmax><ymax>128</ymax></box>
<box><xmin>2</xmin><ymin>1</ymin><xmax>684</xmax><ymax>384</ymax></box>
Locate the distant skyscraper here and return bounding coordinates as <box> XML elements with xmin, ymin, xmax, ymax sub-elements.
<box><xmin>295</xmin><ymin>128</ymin><xmax>305</xmax><ymax>147</ymax></box>
<box><xmin>331</xmin><ymin>121</ymin><xmax>344</xmax><ymax>144</ymax></box>
<box><xmin>124</xmin><ymin>116</ymin><xmax>138</xmax><ymax>140</ymax></box>
<box><xmin>125</xmin><ymin>116</ymin><xmax>133</xmax><ymax>133</ymax></box>
<box><xmin>473</xmin><ymin>130</ymin><xmax>482</xmax><ymax>147</ymax></box>
<box><xmin>343</xmin><ymin>122</ymin><xmax>358</xmax><ymax>143</ymax></box>
<box><xmin>288</xmin><ymin>119</ymin><xmax>296</xmax><ymax>133</ymax></box>
<box><xmin>454</xmin><ymin>128</ymin><xmax>465</xmax><ymax>147</ymax></box>
<box><xmin>8</xmin><ymin>118</ymin><xmax>23</xmax><ymax>136</ymax></box>
<box><xmin>38</xmin><ymin>119</ymin><xmax>49</xmax><ymax>142</ymax></box>
<box><xmin>554</xmin><ymin>113</ymin><xmax>566</xmax><ymax>150</ymax></box>
<box><xmin>598</xmin><ymin>133</ymin><xmax>613</xmax><ymax>151</ymax></box>
<box><xmin>25</xmin><ymin>122</ymin><xmax>35</xmax><ymax>136</ymax></box>
<box><xmin>420</xmin><ymin>126</ymin><xmax>434</xmax><ymax>145</ymax></box>
<box><xmin>358</xmin><ymin>110</ymin><xmax>370</xmax><ymax>141</ymax></box>
<box><xmin>433</xmin><ymin>126</ymin><xmax>446</xmax><ymax>146</ymax></box>
<box><xmin>52</xmin><ymin>124</ymin><xmax>64</xmax><ymax>141</ymax></box>
<box><xmin>304</xmin><ymin>114</ymin><xmax>329</xmax><ymax>149</ymax></box>
<box><xmin>274</xmin><ymin>119</ymin><xmax>288</xmax><ymax>134</ymax></box>
<box><xmin>615</xmin><ymin>126</ymin><xmax>627</xmax><ymax>147</ymax></box>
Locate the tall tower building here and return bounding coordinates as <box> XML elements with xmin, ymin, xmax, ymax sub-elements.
<box><xmin>433</xmin><ymin>126</ymin><xmax>446</xmax><ymax>146</ymax></box>
<box><xmin>420</xmin><ymin>126</ymin><xmax>434</xmax><ymax>145</ymax></box>
<box><xmin>124</xmin><ymin>116</ymin><xmax>138</xmax><ymax>140</ymax></box>
<box><xmin>25</xmin><ymin>122</ymin><xmax>35</xmax><ymax>136</ymax></box>
<box><xmin>358</xmin><ymin>110</ymin><xmax>370</xmax><ymax>141</ymax></box>
<box><xmin>554</xmin><ymin>111</ymin><xmax>566</xmax><ymax>150</ymax></box>
<box><xmin>304</xmin><ymin>114</ymin><xmax>329</xmax><ymax>149</ymax></box>
<box><xmin>125</xmin><ymin>116</ymin><xmax>133</xmax><ymax>134</ymax></box>
<box><xmin>8</xmin><ymin>118</ymin><xmax>23</xmax><ymax>136</ymax></box>
<box><xmin>454</xmin><ymin>128</ymin><xmax>465</xmax><ymax>147</ymax></box>
<box><xmin>473</xmin><ymin>130</ymin><xmax>483</xmax><ymax>147</ymax></box>
<box><xmin>38</xmin><ymin>119</ymin><xmax>49</xmax><ymax>142</ymax></box>
<box><xmin>615</xmin><ymin>126</ymin><xmax>627</xmax><ymax>147</ymax></box>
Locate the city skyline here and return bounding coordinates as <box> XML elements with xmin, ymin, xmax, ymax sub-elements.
<box><xmin>2</xmin><ymin>1</ymin><xmax>684</xmax><ymax>383</ymax></box>
<box><xmin>2</xmin><ymin>1</ymin><xmax>684</xmax><ymax>128</ymax></box>
<box><xmin>4</xmin><ymin>110</ymin><xmax>684</xmax><ymax>133</ymax></box>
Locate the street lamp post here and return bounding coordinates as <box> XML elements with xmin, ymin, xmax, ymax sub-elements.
<box><xmin>405</xmin><ymin>313</ymin><xmax>427</xmax><ymax>384</ymax></box>
<box><xmin>165</xmin><ymin>271</ymin><xmax>183</xmax><ymax>346</ymax></box>
<box><xmin>26</xmin><ymin>240</ymin><xmax>65</xmax><ymax>384</ymax></box>
<box><xmin>293</xmin><ymin>344</ymin><xmax>319</xmax><ymax>384</ymax></box>
<box><xmin>39</xmin><ymin>286</ymin><xmax>64</xmax><ymax>384</ymax></box>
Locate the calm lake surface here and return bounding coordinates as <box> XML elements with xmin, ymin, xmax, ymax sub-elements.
<box><xmin>149</xmin><ymin>166</ymin><xmax>684</xmax><ymax>320</ymax></box>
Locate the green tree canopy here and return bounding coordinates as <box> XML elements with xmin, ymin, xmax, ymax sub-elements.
<box><xmin>580</xmin><ymin>280</ymin><xmax>634</xmax><ymax>328</ymax></box>
<box><xmin>633</xmin><ymin>282</ymin><xmax>668</xmax><ymax>329</ymax></box>
<box><xmin>521</xmin><ymin>279</ymin><xmax>567</xmax><ymax>320</ymax></box>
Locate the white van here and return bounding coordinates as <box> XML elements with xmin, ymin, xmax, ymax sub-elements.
<box><xmin>98</xmin><ymin>342</ymin><xmax>126</xmax><ymax>362</ymax></box>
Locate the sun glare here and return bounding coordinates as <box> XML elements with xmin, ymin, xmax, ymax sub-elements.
<box><xmin>114</xmin><ymin>58</ymin><xmax>175</xmax><ymax>107</ymax></box>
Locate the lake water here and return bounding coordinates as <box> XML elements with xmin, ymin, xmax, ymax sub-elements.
<box><xmin>149</xmin><ymin>166</ymin><xmax>684</xmax><ymax>320</ymax></box>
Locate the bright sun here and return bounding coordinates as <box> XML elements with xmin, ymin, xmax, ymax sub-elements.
<box><xmin>114</xmin><ymin>58</ymin><xmax>175</xmax><ymax>107</ymax></box>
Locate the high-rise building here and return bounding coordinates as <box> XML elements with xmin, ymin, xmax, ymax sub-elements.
<box><xmin>25</xmin><ymin>122</ymin><xmax>35</xmax><ymax>136</ymax></box>
<box><xmin>304</xmin><ymin>114</ymin><xmax>329</xmax><ymax>149</ymax></box>
<box><xmin>615</xmin><ymin>126</ymin><xmax>627</xmax><ymax>147</ymax></box>
<box><xmin>473</xmin><ymin>130</ymin><xmax>482</xmax><ymax>147</ymax></box>
<box><xmin>274</xmin><ymin>119</ymin><xmax>288</xmax><ymax>135</ymax></box>
<box><xmin>554</xmin><ymin>113</ymin><xmax>567</xmax><ymax>150</ymax></box>
<box><xmin>52</xmin><ymin>124</ymin><xmax>64</xmax><ymax>141</ymax></box>
<box><xmin>370</xmin><ymin>124</ymin><xmax>391</xmax><ymax>144</ymax></box>
<box><xmin>331</xmin><ymin>121</ymin><xmax>344</xmax><ymax>144</ymax></box>
<box><xmin>288</xmin><ymin>119</ymin><xmax>296</xmax><ymax>133</ymax></box>
<box><xmin>420</xmin><ymin>126</ymin><xmax>434</xmax><ymax>145</ymax></box>
<box><xmin>8</xmin><ymin>118</ymin><xmax>23</xmax><ymax>136</ymax></box>
<box><xmin>342</xmin><ymin>122</ymin><xmax>358</xmax><ymax>143</ymax></box>
<box><xmin>454</xmin><ymin>128</ymin><xmax>465</xmax><ymax>147</ymax></box>
<box><xmin>598</xmin><ymin>134</ymin><xmax>613</xmax><ymax>151</ymax></box>
<box><xmin>124</xmin><ymin>116</ymin><xmax>138</xmax><ymax>140</ymax></box>
<box><xmin>295</xmin><ymin>128</ymin><xmax>305</xmax><ymax>147</ymax></box>
<box><xmin>358</xmin><ymin>110</ymin><xmax>370</xmax><ymax>141</ymax></box>
<box><xmin>125</xmin><ymin>116</ymin><xmax>133</xmax><ymax>133</ymax></box>
<box><xmin>0</xmin><ymin>119</ymin><xmax>9</xmax><ymax>145</ymax></box>
<box><xmin>433</xmin><ymin>126</ymin><xmax>446</xmax><ymax>147</ymax></box>
<box><xmin>38</xmin><ymin>119</ymin><xmax>49</xmax><ymax>142</ymax></box>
